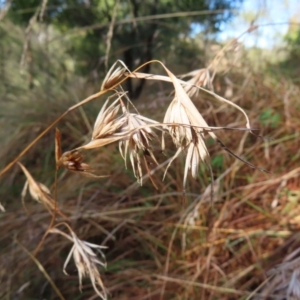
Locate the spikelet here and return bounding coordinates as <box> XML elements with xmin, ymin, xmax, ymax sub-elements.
<box><xmin>18</xmin><ymin>162</ymin><xmax>67</xmax><ymax>218</ymax></box>
<box><xmin>50</xmin><ymin>228</ymin><xmax>107</xmax><ymax>300</ymax></box>
<box><xmin>118</xmin><ymin>104</ymin><xmax>159</xmax><ymax>184</ymax></box>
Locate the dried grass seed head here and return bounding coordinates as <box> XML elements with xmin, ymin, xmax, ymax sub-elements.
<box><xmin>56</xmin><ymin>127</ymin><xmax>107</xmax><ymax>177</ymax></box>
<box><xmin>79</xmin><ymin>95</ymin><xmax>129</xmax><ymax>150</ymax></box>
<box><xmin>50</xmin><ymin>228</ymin><xmax>107</xmax><ymax>300</ymax></box>
<box><xmin>163</xmin><ymin>71</ymin><xmax>216</xmax><ymax>186</ymax></box>
<box><xmin>69</xmin><ymin>231</ymin><xmax>107</xmax><ymax>299</ymax></box>
<box><xmin>164</xmin><ymin>66</ymin><xmax>216</xmax><ymax>142</ymax></box>
<box><xmin>18</xmin><ymin>162</ymin><xmax>68</xmax><ymax>218</ymax></box>
<box><xmin>19</xmin><ymin>162</ymin><xmax>54</xmax><ymax>208</ymax></box>
<box><xmin>182</xmin><ymin>68</ymin><xmax>213</xmax><ymax>97</ymax></box>
<box><xmin>163</xmin><ymin>97</ymin><xmax>193</xmax><ymax>148</ymax></box>
<box><xmin>58</xmin><ymin>150</ymin><xmax>109</xmax><ymax>178</ymax></box>
<box><xmin>183</xmin><ymin>132</ymin><xmax>209</xmax><ymax>187</ymax></box>
<box><xmin>101</xmin><ymin>60</ymin><xmax>132</xmax><ymax>90</ymax></box>
<box><xmin>101</xmin><ymin>66</ymin><xmax>126</xmax><ymax>90</ymax></box>
<box><xmin>118</xmin><ymin>105</ymin><xmax>159</xmax><ymax>183</ymax></box>
<box><xmin>92</xmin><ymin>97</ymin><xmax>124</xmax><ymax>140</ymax></box>
<box><xmin>58</xmin><ymin>150</ymin><xmax>85</xmax><ymax>171</ymax></box>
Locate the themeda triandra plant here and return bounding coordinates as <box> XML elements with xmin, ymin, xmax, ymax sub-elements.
<box><xmin>0</xmin><ymin>57</ymin><xmax>267</xmax><ymax>299</ymax></box>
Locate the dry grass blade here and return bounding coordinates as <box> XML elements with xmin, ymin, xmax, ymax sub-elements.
<box><xmin>50</xmin><ymin>227</ymin><xmax>108</xmax><ymax>300</ymax></box>
<box><xmin>216</xmin><ymin>139</ymin><xmax>269</xmax><ymax>173</ymax></box>
<box><xmin>156</xmin><ymin>274</ymin><xmax>246</xmax><ymax>296</ymax></box>
<box><xmin>104</xmin><ymin>0</ymin><xmax>118</xmax><ymax>70</ymax></box>
<box><xmin>39</xmin><ymin>0</ymin><xmax>48</xmax><ymax>22</ymax></box>
<box><xmin>55</xmin><ymin>128</ymin><xmax>62</xmax><ymax>170</ymax></box>
<box><xmin>0</xmin><ymin>202</ymin><xmax>5</xmax><ymax>212</ymax></box>
<box><xmin>78</xmin><ymin>136</ymin><xmax>125</xmax><ymax>150</ymax></box>
<box><xmin>17</xmin><ymin>239</ymin><xmax>66</xmax><ymax>300</ymax></box>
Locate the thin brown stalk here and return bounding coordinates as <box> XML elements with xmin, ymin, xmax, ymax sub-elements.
<box><xmin>104</xmin><ymin>0</ymin><xmax>119</xmax><ymax>71</ymax></box>
<box><xmin>17</xmin><ymin>239</ymin><xmax>66</xmax><ymax>300</ymax></box>
<box><xmin>49</xmin><ymin>9</ymin><xmax>237</xmax><ymax>43</ymax></box>
<box><xmin>33</xmin><ymin>168</ymin><xmax>59</xmax><ymax>256</ymax></box>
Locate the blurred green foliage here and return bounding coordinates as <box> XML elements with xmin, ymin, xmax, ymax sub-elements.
<box><xmin>259</xmin><ymin>108</ymin><xmax>281</xmax><ymax>128</ymax></box>
<box><xmin>6</xmin><ymin>0</ymin><xmax>243</xmax><ymax>98</ymax></box>
<box><xmin>279</xmin><ymin>23</ymin><xmax>300</xmax><ymax>83</ymax></box>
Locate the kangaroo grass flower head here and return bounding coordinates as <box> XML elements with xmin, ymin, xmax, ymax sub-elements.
<box><xmin>55</xmin><ymin>129</ymin><xmax>108</xmax><ymax>178</ymax></box>
<box><xmin>101</xmin><ymin>60</ymin><xmax>130</xmax><ymax>90</ymax></box>
<box><xmin>92</xmin><ymin>96</ymin><xmax>124</xmax><ymax>140</ymax></box>
<box><xmin>50</xmin><ymin>228</ymin><xmax>107</xmax><ymax>300</ymax></box>
<box><xmin>163</xmin><ymin>96</ymin><xmax>193</xmax><ymax>148</ymax></box>
<box><xmin>18</xmin><ymin>162</ymin><xmax>66</xmax><ymax>216</ymax></box>
<box><xmin>181</xmin><ymin>68</ymin><xmax>213</xmax><ymax>97</ymax></box>
<box><xmin>162</xmin><ymin>70</ymin><xmax>216</xmax><ymax>186</ymax></box>
<box><xmin>57</xmin><ymin>150</ymin><xmax>109</xmax><ymax>178</ymax></box>
<box><xmin>118</xmin><ymin>103</ymin><xmax>159</xmax><ymax>184</ymax></box>
<box><xmin>183</xmin><ymin>131</ymin><xmax>210</xmax><ymax>187</ymax></box>
<box><xmin>79</xmin><ymin>94</ymin><xmax>128</xmax><ymax>150</ymax></box>
<box><xmin>75</xmin><ymin>91</ymin><xmax>161</xmax><ymax>184</ymax></box>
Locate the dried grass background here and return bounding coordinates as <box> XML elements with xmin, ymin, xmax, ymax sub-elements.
<box><xmin>1</xmin><ymin>15</ymin><xmax>300</xmax><ymax>300</ymax></box>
